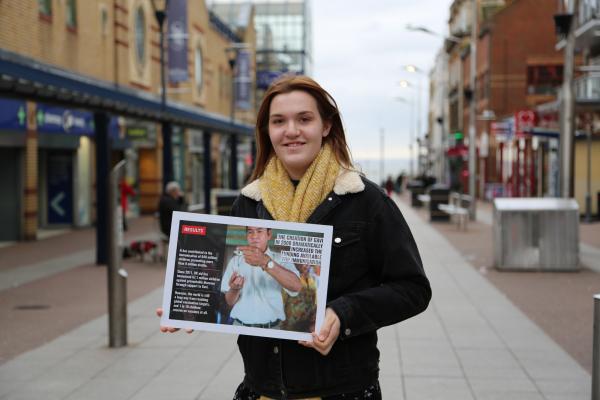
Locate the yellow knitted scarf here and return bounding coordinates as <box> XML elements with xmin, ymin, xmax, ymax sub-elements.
<box><xmin>260</xmin><ymin>143</ymin><xmax>340</xmax><ymax>222</ymax></box>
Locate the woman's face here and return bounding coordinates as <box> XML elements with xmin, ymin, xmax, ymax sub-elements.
<box><xmin>268</xmin><ymin>90</ymin><xmax>331</xmax><ymax>180</ymax></box>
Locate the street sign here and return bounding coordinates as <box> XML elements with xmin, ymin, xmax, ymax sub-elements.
<box><xmin>0</xmin><ymin>98</ymin><xmax>27</xmax><ymax>131</ymax></box>
<box><xmin>50</xmin><ymin>192</ymin><xmax>66</xmax><ymax>217</ymax></box>
<box><xmin>37</xmin><ymin>104</ymin><xmax>94</xmax><ymax>135</ymax></box>
<box><xmin>47</xmin><ymin>153</ymin><xmax>73</xmax><ymax>224</ymax></box>
<box><xmin>515</xmin><ymin>110</ymin><xmax>536</xmax><ymax>136</ymax></box>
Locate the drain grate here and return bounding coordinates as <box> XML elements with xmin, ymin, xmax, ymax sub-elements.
<box><xmin>14</xmin><ymin>304</ymin><xmax>51</xmax><ymax>310</ymax></box>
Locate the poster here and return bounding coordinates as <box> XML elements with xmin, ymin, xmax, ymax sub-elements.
<box><xmin>161</xmin><ymin>212</ymin><xmax>333</xmax><ymax>341</ymax></box>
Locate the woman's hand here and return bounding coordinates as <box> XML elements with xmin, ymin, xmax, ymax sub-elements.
<box><xmin>156</xmin><ymin>308</ymin><xmax>193</xmax><ymax>334</ymax></box>
<box><xmin>299</xmin><ymin>308</ymin><xmax>340</xmax><ymax>355</ymax></box>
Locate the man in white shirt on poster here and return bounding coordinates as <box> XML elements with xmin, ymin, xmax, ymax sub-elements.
<box><xmin>220</xmin><ymin>226</ymin><xmax>301</xmax><ymax>329</ymax></box>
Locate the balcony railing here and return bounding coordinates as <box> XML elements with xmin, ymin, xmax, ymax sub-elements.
<box><xmin>575</xmin><ymin>74</ymin><xmax>600</xmax><ymax>101</ymax></box>
<box><xmin>579</xmin><ymin>0</ymin><xmax>600</xmax><ymax>26</ymax></box>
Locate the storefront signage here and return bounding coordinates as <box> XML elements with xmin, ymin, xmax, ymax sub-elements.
<box><xmin>491</xmin><ymin>119</ymin><xmax>514</xmax><ymax>140</ymax></box>
<box><xmin>0</xmin><ymin>98</ymin><xmax>27</xmax><ymax>131</ymax></box>
<box><xmin>167</xmin><ymin>0</ymin><xmax>189</xmax><ymax>83</ymax></box>
<box><xmin>37</xmin><ymin>104</ymin><xmax>94</xmax><ymax>135</ymax></box>
<box><xmin>126</xmin><ymin>126</ymin><xmax>148</xmax><ymax>140</ymax></box>
<box><xmin>257</xmin><ymin>70</ymin><xmax>285</xmax><ymax>89</ymax></box>
<box><xmin>47</xmin><ymin>153</ymin><xmax>73</xmax><ymax>224</ymax></box>
<box><xmin>188</xmin><ymin>129</ymin><xmax>204</xmax><ymax>153</ymax></box>
<box><xmin>515</xmin><ymin>110</ymin><xmax>536</xmax><ymax>136</ymax></box>
<box><xmin>236</xmin><ymin>50</ymin><xmax>252</xmax><ymax>110</ymax></box>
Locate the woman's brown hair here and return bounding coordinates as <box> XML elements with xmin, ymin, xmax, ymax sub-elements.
<box><xmin>249</xmin><ymin>75</ymin><xmax>353</xmax><ymax>181</ymax></box>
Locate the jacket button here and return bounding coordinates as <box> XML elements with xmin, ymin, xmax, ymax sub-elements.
<box><xmin>328</xmin><ymin>197</ymin><xmax>333</xmax><ymax>201</ymax></box>
<box><xmin>344</xmin><ymin>328</ymin><xmax>351</xmax><ymax>336</ymax></box>
<box><xmin>273</xmin><ymin>346</ymin><xmax>279</xmax><ymax>354</ymax></box>
<box><xmin>334</xmin><ymin>237</ymin><xmax>341</xmax><ymax>244</ymax></box>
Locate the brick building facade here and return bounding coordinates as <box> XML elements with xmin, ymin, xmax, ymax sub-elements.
<box><xmin>0</xmin><ymin>0</ymin><xmax>256</xmax><ymax>241</ymax></box>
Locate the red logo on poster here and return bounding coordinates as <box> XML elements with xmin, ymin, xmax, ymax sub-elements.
<box><xmin>181</xmin><ymin>225</ymin><xmax>207</xmax><ymax>236</ymax></box>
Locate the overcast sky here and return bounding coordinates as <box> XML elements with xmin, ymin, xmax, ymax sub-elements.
<box><xmin>312</xmin><ymin>0</ymin><xmax>453</xmax><ymax>177</ymax></box>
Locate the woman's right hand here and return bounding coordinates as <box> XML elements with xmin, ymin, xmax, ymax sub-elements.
<box><xmin>156</xmin><ymin>308</ymin><xmax>193</xmax><ymax>334</ymax></box>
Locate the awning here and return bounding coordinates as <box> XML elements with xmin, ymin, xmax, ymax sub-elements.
<box><xmin>0</xmin><ymin>48</ymin><xmax>253</xmax><ymax>136</ymax></box>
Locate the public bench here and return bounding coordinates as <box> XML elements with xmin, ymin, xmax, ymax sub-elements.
<box><xmin>437</xmin><ymin>192</ymin><xmax>472</xmax><ymax>230</ymax></box>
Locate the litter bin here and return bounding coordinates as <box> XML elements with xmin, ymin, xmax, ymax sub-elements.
<box><xmin>407</xmin><ymin>180</ymin><xmax>425</xmax><ymax>207</ymax></box>
<box><xmin>429</xmin><ymin>184</ymin><xmax>450</xmax><ymax>221</ymax></box>
<box><xmin>211</xmin><ymin>189</ymin><xmax>240</xmax><ymax>215</ymax></box>
<box><xmin>493</xmin><ymin>198</ymin><xmax>579</xmax><ymax>271</ymax></box>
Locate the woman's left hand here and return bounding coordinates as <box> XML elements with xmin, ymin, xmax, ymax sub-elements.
<box><xmin>299</xmin><ymin>308</ymin><xmax>340</xmax><ymax>355</ymax></box>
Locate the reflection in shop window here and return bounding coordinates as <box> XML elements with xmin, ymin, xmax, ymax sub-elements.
<box><xmin>527</xmin><ymin>65</ymin><xmax>563</xmax><ymax>96</ymax></box>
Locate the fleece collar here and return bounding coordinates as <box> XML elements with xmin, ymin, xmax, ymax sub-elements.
<box><xmin>240</xmin><ymin>168</ymin><xmax>365</xmax><ymax>202</ymax></box>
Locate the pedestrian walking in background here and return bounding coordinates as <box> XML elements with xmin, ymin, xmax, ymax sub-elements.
<box><xmin>395</xmin><ymin>172</ymin><xmax>405</xmax><ymax>194</ymax></box>
<box><xmin>384</xmin><ymin>175</ymin><xmax>394</xmax><ymax>197</ymax></box>
<box><xmin>157</xmin><ymin>75</ymin><xmax>430</xmax><ymax>399</ymax></box>
<box><xmin>119</xmin><ymin>177</ymin><xmax>136</xmax><ymax>231</ymax></box>
<box><xmin>158</xmin><ymin>181</ymin><xmax>186</xmax><ymax>239</ymax></box>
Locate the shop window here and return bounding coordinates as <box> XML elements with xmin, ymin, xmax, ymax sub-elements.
<box><xmin>38</xmin><ymin>0</ymin><xmax>52</xmax><ymax>20</ymax></box>
<box><xmin>195</xmin><ymin>45</ymin><xmax>204</xmax><ymax>95</ymax></box>
<box><xmin>66</xmin><ymin>0</ymin><xmax>77</xmax><ymax>31</ymax></box>
<box><xmin>134</xmin><ymin>6</ymin><xmax>147</xmax><ymax>70</ymax></box>
<box><xmin>478</xmin><ymin>72</ymin><xmax>490</xmax><ymax>101</ymax></box>
<box><xmin>100</xmin><ymin>5</ymin><xmax>109</xmax><ymax>36</ymax></box>
<box><xmin>527</xmin><ymin>65</ymin><xmax>563</xmax><ymax>95</ymax></box>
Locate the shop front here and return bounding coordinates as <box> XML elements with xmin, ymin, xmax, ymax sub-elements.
<box><xmin>0</xmin><ymin>98</ymin><xmax>26</xmax><ymax>241</ymax></box>
<box><xmin>36</xmin><ymin>103</ymin><xmax>95</xmax><ymax>228</ymax></box>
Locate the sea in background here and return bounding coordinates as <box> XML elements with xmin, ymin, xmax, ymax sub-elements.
<box><xmin>353</xmin><ymin>158</ymin><xmax>410</xmax><ymax>185</ymax></box>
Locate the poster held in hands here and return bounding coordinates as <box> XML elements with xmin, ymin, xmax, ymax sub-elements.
<box><xmin>160</xmin><ymin>211</ymin><xmax>333</xmax><ymax>341</ymax></box>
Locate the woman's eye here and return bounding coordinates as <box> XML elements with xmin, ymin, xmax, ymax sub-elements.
<box><xmin>271</xmin><ymin>119</ymin><xmax>283</xmax><ymax>125</ymax></box>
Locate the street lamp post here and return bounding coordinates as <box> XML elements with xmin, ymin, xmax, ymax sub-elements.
<box><xmin>558</xmin><ymin>0</ymin><xmax>579</xmax><ymax>199</ymax></box>
<box><xmin>225</xmin><ymin>43</ymin><xmax>250</xmax><ymax>190</ymax></box>
<box><xmin>151</xmin><ymin>0</ymin><xmax>173</xmax><ymax>190</ymax></box>
<box><xmin>404</xmin><ymin>65</ymin><xmax>431</xmax><ymax>177</ymax></box>
<box><xmin>225</xmin><ymin>47</ymin><xmax>238</xmax><ymax>190</ymax></box>
<box><xmin>467</xmin><ymin>0</ymin><xmax>478</xmax><ymax>220</ymax></box>
<box><xmin>406</xmin><ymin>24</ymin><xmax>462</xmax><ymax>44</ymax></box>
<box><xmin>406</xmin><ymin>22</ymin><xmax>476</xmax><ymax>219</ymax></box>
<box><xmin>380</xmin><ymin>128</ymin><xmax>385</xmax><ymax>184</ymax></box>
<box><xmin>394</xmin><ymin>97</ymin><xmax>414</xmax><ymax>177</ymax></box>
<box><xmin>399</xmin><ymin>80</ymin><xmax>418</xmax><ymax>177</ymax></box>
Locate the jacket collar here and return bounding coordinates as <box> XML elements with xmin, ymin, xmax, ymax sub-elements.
<box><xmin>240</xmin><ymin>168</ymin><xmax>365</xmax><ymax>202</ymax></box>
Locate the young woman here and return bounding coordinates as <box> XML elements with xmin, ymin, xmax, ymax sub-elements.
<box><xmin>159</xmin><ymin>76</ymin><xmax>431</xmax><ymax>399</ymax></box>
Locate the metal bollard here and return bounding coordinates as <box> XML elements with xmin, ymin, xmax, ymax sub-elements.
<box><xmin>108</xmin><ymin>160</ymin><xmax>127</xmax><ymax>347</ymax></box>
<box><xmin>593</xmin><ymin>294</ymin><xmax>600</xmax><ymax>400</ymax></box>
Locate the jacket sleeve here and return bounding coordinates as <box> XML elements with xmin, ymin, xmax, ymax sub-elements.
<box><xmin>327</xmin><ymin>196</ymin><xmax>431</xmax><ymax>340</ymax></box>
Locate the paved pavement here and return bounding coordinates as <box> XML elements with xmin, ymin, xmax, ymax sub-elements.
<box><xmin>0</xmin><ymin>199</ymin><xmax>593</xmax><ymax>399</ymax></box>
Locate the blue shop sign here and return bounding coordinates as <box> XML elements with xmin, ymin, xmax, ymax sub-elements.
<box><xmin>37</xmin><ymin>104</ymin><xmax>95</xmax><ymax>135</ymax></box>
<box><xmin>109</xmin><ymin>116</ymin><xmax>122</xmax><ymax>139</ymax></box>
<box><xmin>0</xmin><ymin>98</ymin><xmax>27</xmax><ymax>131</ymax></box>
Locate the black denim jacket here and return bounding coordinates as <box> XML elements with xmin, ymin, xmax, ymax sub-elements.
<box><xmin>231</xmin><ymin>176</ymin><xmax>431</xmax><ymax>399</ymax></box>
